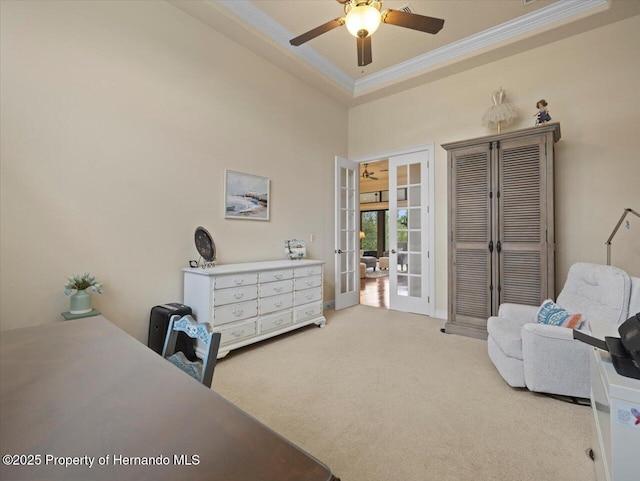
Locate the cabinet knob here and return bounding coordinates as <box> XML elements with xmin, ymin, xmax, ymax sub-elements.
<box><xmin>232</xmin><ymin>309</ymin><xmax>244</xmax><ymax>317</ymax></box>
<box><xmin>233</xmin><ymin>293</ymin><xmax>244</xmax><ymax>299</ymax></box>
<box><xmin>234</xmin><ymin>278</ymin><xmax>244</xmax><ymax>285</ymax></box>
<box><xmin>232</xmin><ymin>330</ymin><xmax>245</xmax><ymax>338</ymax></box>
<box><xmin>274</xmin><ymin>274</ymin><xmax>283</xmax><ymax>280</ymax></box>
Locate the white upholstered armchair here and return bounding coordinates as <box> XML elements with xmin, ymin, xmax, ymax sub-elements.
<box><xmin>487</xmin><ymin>263</ymin><xmax>640</xmax><ymax>399</ymax></box>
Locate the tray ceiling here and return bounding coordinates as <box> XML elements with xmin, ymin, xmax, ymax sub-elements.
<box><xmin>170</xmin><ymin>1</ymin><xmax>640</xmax><ymax>105</ymax></box>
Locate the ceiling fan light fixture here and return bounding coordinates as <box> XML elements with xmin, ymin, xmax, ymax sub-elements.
<box><xmin>345</xmin><ymin>2</ymin><xmax>381</xmax><ymax>38</ymax></box>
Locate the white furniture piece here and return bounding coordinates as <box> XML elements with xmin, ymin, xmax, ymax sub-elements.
<box><xmin>589</xmin><ymin>321</ymin><xmax>640</xmax><ymax>481</ymax></box>
<box><xmin>487</xmin><ymin>263</ymin><xmax>638</xmax><ymax>399</ymax></box>
<box><xmin>183</xmin><ymin>260</ymin><xmax>325</xmax><ymax>358</ymax></box>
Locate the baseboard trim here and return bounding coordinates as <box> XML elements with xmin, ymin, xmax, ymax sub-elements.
<box><xmin>443</xmin><ymin>321</ymin><xmax>488</xmax><ymax>340</ymax></box>
<box><xmin>433</xmin><ymin>309</ymin><xmax>447</xmax><ymax>320</ymax></box>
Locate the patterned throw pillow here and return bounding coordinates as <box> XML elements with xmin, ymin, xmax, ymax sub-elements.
<box><xmin>537</xmin><ymin>299</ymin><xmax>583</xmax><ymax>328</ymax></box>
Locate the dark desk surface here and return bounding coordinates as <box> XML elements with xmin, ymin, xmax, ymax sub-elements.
<box><xmin>0</xmin><ymin>317</ymin><xmax>338</xmax><ymax>481</ymax></box>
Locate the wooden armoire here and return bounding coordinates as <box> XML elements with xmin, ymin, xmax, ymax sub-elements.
<box><xmin>442</xmin><ymin>123</ymin><xmax>561</xmax><ymax>339</ymax></box>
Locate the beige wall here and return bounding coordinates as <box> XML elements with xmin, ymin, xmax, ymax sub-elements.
<box><xmin>2</xmin><ymin>2</ymin><xmax>639</xmax><ymax>337</ymax></box>
<box><xmin>0</xmin><ymin>1</ymin><xmax>347</xmax><ymax>338</ymax></box>
<box><xmin>349</xmin><ymin>15</ymin><xmax>640</xmax><ymax>313</ymax></box>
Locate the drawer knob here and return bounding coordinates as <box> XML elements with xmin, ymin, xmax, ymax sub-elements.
<box><xmin>234</xmin><ymin>293</ymin><xmax>244</xmax><ymax>299</ymax></box>
<box><xmin>234</xmin><ymin>278</ymin><xmax>244</xmax><ymax>285</ymax></box>
<box><xmin>275</xmin><ymin>301</ymin><xmax>283</xmax><ymax>307</ymax></box>
<box><xmin>305</xmin><ymin>280</ymin><xmax>313</xmax><ymax>286</ymax></box>
<box><xmin>306</xmin><ymin>294</ymin><xmax>313</xmax><ymax>300</ymax></box>
<box><xmin>232</xmin><ymin>329</ymin><xmax>245</xmax><ymax>337</ymax></box>
<box><xmin>232</xmin><ymin>309</ymin><xmax>244</xmax><ymax>317</ymax></box>
<box><xmin>275</xmin><ymin>319</ymin><xmax>283</xmax><ymax>326</ymax></box>
<box><xmin>274</xmin><ymin>286</ymin><xmax>283</xmax><ymax>292</ymax></box>
<box><xmin>274</xmin><ymin>274</ymin><xmax>283</xmax><ymax>280</ymax></box>
<box><xmin>305</xmin><ymin>309</ymin><xmax>314</xmax><ymax>315</ymax></box>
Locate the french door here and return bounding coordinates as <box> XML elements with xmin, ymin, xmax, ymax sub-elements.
<box><xmin>388</xmin><ymin>151</ymin><xmax>431</xmax><ymax>315</ymax></box>
<box><xmin>334</xmin><ymin>156</ymin><xmax>359</xmax><ymax>310</ymax></box>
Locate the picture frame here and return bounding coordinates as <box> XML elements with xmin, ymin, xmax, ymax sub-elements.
<box><xmin>224</xmin><ymin>170</ymin><xmax>270</xmax><ymax>221</ymax></box>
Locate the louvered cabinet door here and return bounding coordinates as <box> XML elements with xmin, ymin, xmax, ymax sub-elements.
<box><xmin>444</xmin><ymin>123</ymin><xmax>559</xmax><ymax>339</ymax></box>
<box><xmin>449</xmin><ymin>145</ymin><xmax>493</xmax><ymax>331</ymax></box>
<box><xmin>496</xmin><ymin>135</ymin><xmax>551</xmax><ymax>306</ymax></box>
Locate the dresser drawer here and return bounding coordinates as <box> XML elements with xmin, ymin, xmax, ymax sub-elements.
<box><xmin>295</xmin><ymin>302</ymin><xmax>323</xmax><ymax>322</ymax></box>
<box><xmin>294</xmin><ymin>287</ymin><xmax>322</xmax><ymax>305</ymax></box>
<box><xmin>215</xmin><ymin>273</ymin><xmax>258</xmax><ymax>289</ymax></box>
<box><xmin>260</xmin><ymin>293</ymin><xmax>293</xmax><ymax>315</ymax></box>
<box><xmin>259</xmin><ymin>269</ymin><xmax>294</xmax><ymax>283</ymax></box>
<box><xmin>214</xmin><ymin>285</ymin><xmax>258</xmax><ymax>306</ymax></box>
<box><xmin>294</xmin><ymin>275</ymin><xmax>322</xmax><ymax>290</ymax></box>
<box><xmin>259</xmin><ymin>279</ymin><xmax>293</xmax><ymax>297</ymax></box>
<box><xmin>260</xmin><ymin>311</ymin><xmax>293</xmax><ymax>334</ymax></box>
<box><xmin>217</xmin><ymin>320</ymin><xmax>258</xmax><ymax>346</ymax></box>
<box><xmin>213</xmin><ymin>300</ymin><xmax>258</xmax><ymax>326</ymax></box>
<box><xmin>294</xmin><ymin>265</ymin><xmax>322</xmax><ymax>278</ymax></box>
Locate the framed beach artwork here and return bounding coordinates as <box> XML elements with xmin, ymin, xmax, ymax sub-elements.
<box><xmin>224</xmin><ymin>170</ymin><xmax>270</xmax><ymax>221</ymax></box>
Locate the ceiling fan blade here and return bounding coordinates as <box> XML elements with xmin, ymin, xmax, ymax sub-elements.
<box><xmin>290</xmin><ymin>18</ymin><xmax>344</xmax><ymax>46</ymax></box>
<box><xmin>382</xmin><ymin>9</ymin><xmax>444</xmax><ymax>35</ymax></box>
<box><xmin>357</xmin><ymin>35</ymin><xmax>372</xmax><ymax>67</ymax></box>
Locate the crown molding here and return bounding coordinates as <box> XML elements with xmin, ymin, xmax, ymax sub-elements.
<box><xmin>354</xmin><ymin>0</ymin><xmax>608</xmax><ymax>95</ymax></box>
<box><xmin>215</xmin><ymin>0</ymin><xmax>609</xmax><ymax>98</ymax></box>
<box><xmin>217</xmin><ymin>0</ymin><xmax>355</xmax><ymax>92</ymax></box>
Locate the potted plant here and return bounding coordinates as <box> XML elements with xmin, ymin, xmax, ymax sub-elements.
<box><xmin>64</xmin><ymin>273</ymin><xmax>103</xmax><ymax>315</ymax></box>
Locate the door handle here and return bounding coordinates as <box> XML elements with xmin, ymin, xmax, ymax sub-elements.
<box><xmin>337</xmin><ymin>249</ymin><xmax>344</xmax><ymax>254</ymax></box>
<box><xmin>391</xmin><ymin>249</ymin><xmax>397</xmax><ymax>254</ymax></box>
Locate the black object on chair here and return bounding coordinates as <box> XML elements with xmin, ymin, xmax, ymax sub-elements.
<box><xmin>148</xmin><ymin>303</ymin><xmax>197</xmax><ymax>361</ymax></box>
<box><xmin>162</xmin><ymin>314</ymin><xmax>221</xmax><ymax>388</ymax></box>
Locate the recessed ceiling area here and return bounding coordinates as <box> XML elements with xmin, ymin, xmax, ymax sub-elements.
<box><xmin>259</xmin><ymin>0</ymin><xmax>558</xmax><ymax>77</ymax></box>
<box><xmin>170</xmin><ymin>1</ymin><xmax>640</xmax><ymax>105</ymax></box>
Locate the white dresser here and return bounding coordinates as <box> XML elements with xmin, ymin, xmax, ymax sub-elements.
<box><xmin>183</xmin><ymin>259</ymin><xmax>325</xmax><ymax>358</ymax></box>
<box><xmin>589</xmin><ymin>322</ymin><xmax>640</xmax><ymax>481</ymax></box>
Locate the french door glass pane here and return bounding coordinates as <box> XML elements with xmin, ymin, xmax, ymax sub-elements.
<box><xmin>397</xmin><ymin>274</ymin><xmax>408</xmax><ymax>296</ymax></box>
<box><xmin>409</xmin><ymin>163</ymin><xmax>421</xmax><ymax>184</ymax></box>
<box><xmin>409</xmin><ymin>185</ymin><xmax>421</xmax><ymax>206</ymax></box>
<box><xmin>408</xmin><ymin>208</ymin><xmax>421</xmax><ymax>229</ymax></box>
<box><xmin>409</xmin><ymin>231</ymin><xmax>421</xmax><ymax>251</ymax></box>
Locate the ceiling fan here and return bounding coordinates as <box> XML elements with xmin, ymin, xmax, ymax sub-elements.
<box><xmin>289</xmin><ymin>0</ymin><xmax>445</xmax><ymax>67</ymax></box>
<box><xmin>362</xmin><ymin>164</ymin><xmax>378</xmax><ymax>180</ymax></box>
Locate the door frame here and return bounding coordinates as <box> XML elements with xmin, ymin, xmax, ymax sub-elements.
<box><xmin>351</xmin><ymin>143</ymin><xmax>436</xmax><ymax>317</ymax></box>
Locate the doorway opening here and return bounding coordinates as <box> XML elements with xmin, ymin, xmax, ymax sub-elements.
<box><xmin>360</xmin><ymin>208</ymin><xmax>391</xmax><ymax>308</ymax></box>
<box><xmin>354</xmin><ymin>146</ymin><xmax>435</xmax><ymax>316</ymax></box>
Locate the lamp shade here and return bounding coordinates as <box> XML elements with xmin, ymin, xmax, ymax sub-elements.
<box><xmin>360</xmin><ymin>231</ymin><xmax>366</xmax><ymax>239</ymax></box>
<box><xmin>345</xmin><ymin>4</ymin><xmax>381</xmax><ymax>38</ymax></box>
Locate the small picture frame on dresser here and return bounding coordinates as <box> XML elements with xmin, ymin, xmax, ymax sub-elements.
<box><xmin>224</xmin><ymin>170</ymin><xmax>270</xmax><ymax>221</ymax></box>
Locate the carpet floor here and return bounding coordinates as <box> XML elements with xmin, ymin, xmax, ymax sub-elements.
<box><xmin>212</xmin><ymin>305</ymin><xmax>596</xmax><ymax>481</ymax></box>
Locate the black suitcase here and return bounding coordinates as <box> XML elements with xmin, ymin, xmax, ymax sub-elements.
<box><xmin>148</xmin><ymin>303</ymin><xmax>197</xmax><ymax>361</ymax></box>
